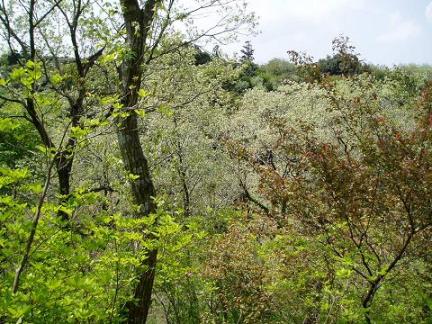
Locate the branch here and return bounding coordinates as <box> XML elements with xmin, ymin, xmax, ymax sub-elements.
<box><xmin>34</xmin><ymin>0</ymin><xmax>64</xmax><ymax>28</ymax></box>
<box><xmin>25</xmin><ymin>98</ymin><xmax>55</xmax><ymax>149</ymax></box>
<box><xmin>239</xmin><ymin>178</ymin><xmax>270</xmax><ymax>214</ymax></box>
<box><xmin>0</xmin><ymin>94</ymin><xmax>25</xmax><ymax>105</ymax></box>
<box><xmin>12</xmin><ymin>156</ymin><xmax>55</xmax><ymax>293</ymax></box>
<box><xmin>0</xmin><ymin>1</ymin><xmax>28</xmax><ymax>54</ymax></box>
<box><xmin>12</xmin><ymin>121</ymin><xmax>71</xmax><ymax>293</ymax></box>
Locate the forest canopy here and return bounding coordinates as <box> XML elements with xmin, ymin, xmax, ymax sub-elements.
<box><xmin>0</xmin><ymin>1</ymin><xmax>431</xmax><ymax>323</ymax></box>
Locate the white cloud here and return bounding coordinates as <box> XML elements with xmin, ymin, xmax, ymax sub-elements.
<box><xmin>377</xmin><ymin>12</ymin><xmax>421</xmax><ymax>43</ymax></box>
<box><xmin>426</xmin><ymin>2</ymin><xmax>432</xmax><ymax>21</ymax></box>
<box><xmin>250</xmin><ymin>0</ymin><xmax>366</xmax><ymax>25</ymax></box>
<box><xmin>290</xmin><ymin>0</ymin><xmax>365</xmax><ymax>22</ymax></box>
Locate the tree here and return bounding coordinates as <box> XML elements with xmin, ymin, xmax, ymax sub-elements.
<box><xmin>240</xmin><ymin>40</ymin><xmax>255</xmax><ymax>62</ymax></box>
<box><xmin>0</xmin><ymin>0</ymin><xmax>254</xmax><ymax>322</ymax></box>
<box><xmin>226</xmin><ymin>74</ymin><xmax>432</xmax><ymax>322</ymax></box>
<box><xmin>0</xmin><ymin>0</ymin><xmax>106</xmax><ymax>219</ymax></box>
<box><xmin>113</xmin><ymin>1</ymin><xmax>254</xmax><ymax>322</ymax></box>
<box><xmin>318</xmin><ymin>35</ymin><xmax>364</xmax><ymax>76</ymax></box>
<box><xmin>115</xmin><ymin>2</ymin><xmax>160</xmax><ymax>322</ymax></box>
<box><xmin>256</xmin><ymin>58</ymin><xmax>297</xmax><ymax>90</ymax></box>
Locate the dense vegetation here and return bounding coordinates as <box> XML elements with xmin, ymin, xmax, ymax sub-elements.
<box><xmin>0</xmin><ymin>1</ymin><xmax>431</xmax><ymax>323</ymax></box>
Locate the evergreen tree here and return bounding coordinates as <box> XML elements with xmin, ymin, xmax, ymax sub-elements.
<box><xmin>240</xmin><ymin>40</ymin><xmax>255</xmax><ymax>62</ymax></box>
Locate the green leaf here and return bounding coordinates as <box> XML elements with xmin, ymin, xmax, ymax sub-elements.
<box><xmin>126</xmin><ymin>173</ymin><xmax>140</xmax><ymax>181</ymax></box>
<box><xmin>71</xmin><ymin>126</ymin><xmax>90</xmax><ymax>139</ymax></box>
<box><xmin>10</xmin><ymin>67</ymin><xmax>26</xmax><ymax>81</ymax></box>
<box><xmin>51</xmin><ymin>73</ymin><xmax>63</xmax><ymax>85</ymax></box>
<box><xmin>157</xmin><ymin>104</ymin><xmax>174</xmax><ymax>117</ymax></box>
<box><xmin>138</xmin><ymin>88</ymin><xmax>149</xmax><ymax>98</ymax></box>
<box><xmin>99</xmin><ymin>52</ymin><xmax>117</xmax><ymax>64</ymax></box>
<box><xmin>100</xmin><ymin>95</ymin><xmax>119</xmax><ymax>106</ymax></box>
<box><xmin>136</xmin><ymin>109</ymin><xmax>146</xmax><ymax>118</ymax></box>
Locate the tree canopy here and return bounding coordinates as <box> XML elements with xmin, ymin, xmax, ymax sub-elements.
<box><xmin>0</xmin><ymin>1</ymin><xmax>431</xmax><ymax>323</ymax></box>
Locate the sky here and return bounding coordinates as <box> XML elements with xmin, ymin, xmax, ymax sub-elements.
<box><xmin>223</xmin><ymin>0</ymin><xmax>432</xmax><ymax>66</ymax></box>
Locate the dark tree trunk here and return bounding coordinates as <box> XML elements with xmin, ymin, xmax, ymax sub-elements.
<box><xmin>57</xmin><ymin>155</ymin><xmax>73</xmax><ymax>196</ymax></box>
<box><xmin>55</xmin><ymin>100</ymin><xmax>83</xmax><ymax>217</ymax></box>
<box><xmin>26</xmin><ymin>97</ymin><xmax>74</xmax><ymax>205</ymax></box>
<box><xmin>176</xmin><ymin>140</ymin><xmax>191</xmax><ymax>216</ymax></box>
<box><xmin>118</xmin><ymin>1</ymin><xmax>161</xmax><ymax>323</ymax></box>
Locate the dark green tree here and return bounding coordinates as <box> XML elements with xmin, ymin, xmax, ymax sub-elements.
<box><xmin>240</xmin><ymin>40</ymin><xmax>255</xmax><ymax>62</ymax></box>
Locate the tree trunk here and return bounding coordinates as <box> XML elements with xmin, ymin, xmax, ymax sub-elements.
<box><xmin>117</xmin><ymin>75</ymin><xmax>158</xmax><ymax>324</ymax></box>
<box><xmin>118</xmin><ymin>1</ymin><xmax>161</xmax><ymax>323</ymax></box>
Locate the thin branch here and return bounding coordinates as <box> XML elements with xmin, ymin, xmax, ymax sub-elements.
<box><xmin>34</xmin><ymin>0</ymin><xmax>64</xmax><ymax>28</ymax></box>
<box><xmin>0</xmin><ymin>94</ymin><xmax>25</xmax><ymax>105</ymax></box>
<box><xmin>239</xmin><ymin>178</ymin><xmax>270</xmax><ymax>214</ymax></box>
<box><xmin>12</xmin><ymin>121</ymin><xmax>71</xmax><ymax>293</ymax></box>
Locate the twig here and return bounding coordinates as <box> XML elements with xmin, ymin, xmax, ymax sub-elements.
<box><xmin>12</xmin><ymin>122</ymin><xmax>71</xmax><ymax>293</ymax></box>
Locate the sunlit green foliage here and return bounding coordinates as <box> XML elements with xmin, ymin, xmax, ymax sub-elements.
<box><xmin>0</xmin><ymin>2</ymin><xmax>431</xmax><ymax>322</ymax></box>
